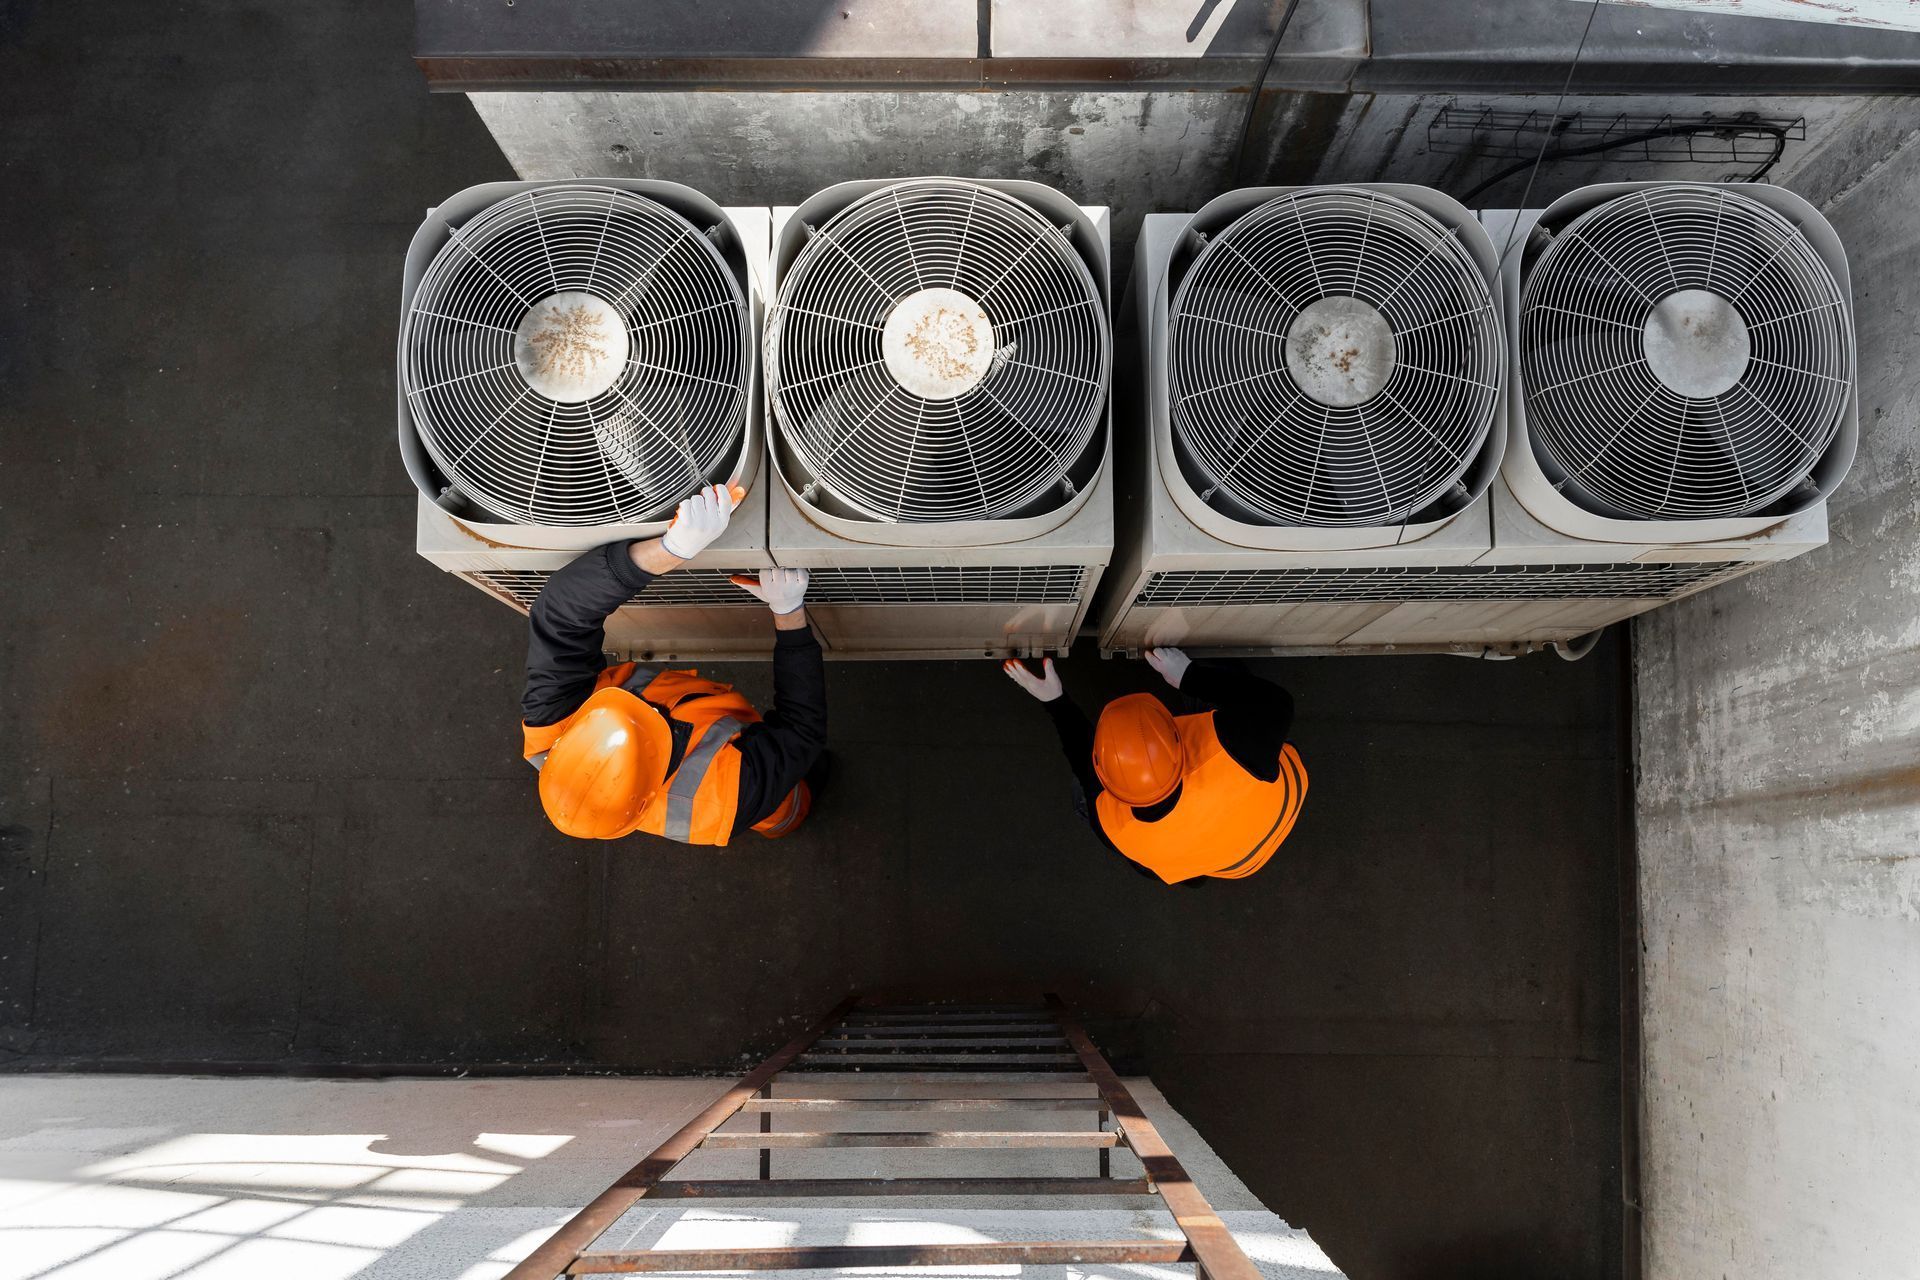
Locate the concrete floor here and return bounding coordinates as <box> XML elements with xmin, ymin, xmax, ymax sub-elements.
<box><xmin>0</xmin><ymin>1075</ymin><xmax>1344</xmax><ymax>1280</ymax></box>
<box><xmin>0</xmin><ymin>3</ymin><xmax>1625</xmax><ymax>1278</ymax></box>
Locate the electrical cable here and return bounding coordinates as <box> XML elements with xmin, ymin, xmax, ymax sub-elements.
<box><xmin>1552</xmin><ymin>629</ymin><xmax>1606</xmax><ymax>662</ymax></box>
<box><xmin>1494</xmin><ymin>0</ymin><xmax>1604</xmax><ymax>272</ymax></box>
<box><xmin>1225</xmin><ymin>0</ymin><xmax>1305</xmax><ymax>187</ymax></box>
<box><xmin>1460</xmin><ymin>122</ymin><xmax>1789</xmax><ymax>205</ymax></box>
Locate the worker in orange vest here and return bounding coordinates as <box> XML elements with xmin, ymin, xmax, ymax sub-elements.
<box><xmin>1002</xmin><ymin>648</ymin><xmax>1305</xmax><ymax>883</ymax></box>
<box><xmin>521</xmin><ymin>484</ymin><xmax>826</xmax><ymax>845</ymax></box>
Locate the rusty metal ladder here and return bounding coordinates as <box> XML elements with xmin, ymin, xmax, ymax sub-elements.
<box><xmin>505</xmin><ymin>994</ymin><xmax>1261</xmax><ymax>1280</ymax></box>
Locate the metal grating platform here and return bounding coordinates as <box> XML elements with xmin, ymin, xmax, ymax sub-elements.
<box><xmin>1135</xmin><ymin>560</ymin><xmax>1754</xmax><ymax>606</ymax></box>
<box><xmin>469</xmin><ymin>564</ymin><xmax>1087</xmax><ymax>611</ymax></box>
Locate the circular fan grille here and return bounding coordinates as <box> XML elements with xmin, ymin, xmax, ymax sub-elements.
<box><xmin>1520</xmin><ymin>186</ymin><xmax>1851</xmax><ymax>520</ymax></box>
<box><xmin>404</xmin><ymin>185</ymin><xmax>750</xmax><ymax>526</ymax></box>
<box><xmin>766</xmin><ymin>181</ymin><xmax>1111</xmax><ymax>523</ymax></box>
<box><xmin>1168</xmin><ymin>188</ymin><xmax>1501</xmax><ymax>528</ymax></box>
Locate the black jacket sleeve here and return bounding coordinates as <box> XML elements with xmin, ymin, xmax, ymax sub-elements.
<box><xmin>1042</xmin><ymin>696</ymin><xmax>1123</xmax><ymax>855</ymax></box>
<box><xmin>731</xmin><ymin>624</ymin><xmax>829</xmax><ymax>828</ymax></box>
<box><xmin>522</xmin><ymin>542</ymin><xmax>653</xmax><ymax>727</ymax></box>
<box><xmin>1180</xmin><ymin>661</ymin><xmax>1295</xmax><ymax>781</ymax></box>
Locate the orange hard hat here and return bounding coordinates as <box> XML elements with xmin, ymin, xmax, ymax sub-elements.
<box><xmin>1093</xmin><ymin>693</ymin><xmax>1183</xmax><ymax>807</ymax></box>
<box><xmin>538</xmin><ymin>688</ymin><xmax>674</xmax><ymax>840</ymax></box>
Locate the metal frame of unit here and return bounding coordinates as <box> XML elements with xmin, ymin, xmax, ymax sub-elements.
<box><xmin>1100</xmin><ymin>183</ymin><xmax>1855</xmax><ymax>656</ymax></box>
<box><xmin>766</xmin><ymin>179</ymin><xmax>1115</xmax><ymax>661</ymax></box>
<box><xmin>1458</xmin><ymin>183</ymin><xmax>1855</xmax><ymax>649</ymax></box>
<box><xmin>402</xmin><ymin>178</ymin><xmax>778</xmax><ymax>663</ymax></box>
<box><xmin>1098</xmin><ymin>185</ymin><xmax>1510</xmax><ymax>658</ymax></box>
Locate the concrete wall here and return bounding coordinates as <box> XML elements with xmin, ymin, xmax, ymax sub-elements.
<box><xmin>1633</xmin><ymin>99</ymin><xmax>1920</xmax><ymax>1280</ymax></box>
<box><xmin>467</xmin><ymin>89</ymin><xmax>1349</xmax><ymax>256</ymax></box>
<box><xmin>466</xmin><ymin>88</ymin><xmax>1892</xmax><ymax>243</ymax></box>
<box><xmin>0</xmin><ymin>1074</ymin><xmax>1342</xmax><ymax>1279</ymax></box>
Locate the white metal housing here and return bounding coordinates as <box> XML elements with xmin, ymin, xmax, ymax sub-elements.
<box><xmin>404</xmin><ymin>180</ymin><xmax>777</xmax><ymax>660</ymax></box>
<box><xmin>766</xmin><ymin>179</ymin><xmax>1115</xmax><ymax>660</ymax></box>
<box><xmin>1100</xmin><ymin>187</ymin><xmax>1855</xmax><ymax>656</ymax></box>
<box><xmin>1501</xmin><ymin>184</ymin><xmax>1857</xmax><ymax>544</ymax></box>
<box><xmin>1451</xmin><ymin>193</ymin><xmax>1851</xmax><ymax>647</ymax></box>
<box><xmin>1099</xmin><ymin>189</ymin><xmax>1509</xmax><ymax>657</ymax></box>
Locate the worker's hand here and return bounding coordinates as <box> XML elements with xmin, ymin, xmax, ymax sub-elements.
<box><xmin>1145</xmin><ymin>646</ymin><xmax>1191</xmax><ymax>690</ymax></box>
<box><xmin>660</xmin><ymin>483</ymin><xmax>746</xmax><ymax>560</ymax></box>
<box><xmin>730</xmin><ymin>567</ymin><xmax>809</xmax><ymax>616</ymax></box>
<box><xmin>1002</xmin><ymin>657</ymin><xmax>1063</xmax><ymax>703</ymax></box>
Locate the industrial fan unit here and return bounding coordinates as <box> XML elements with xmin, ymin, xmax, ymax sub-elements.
<box><xmin>1098</xmin><ymin>184</ymin><xmax>1511</xmax><ymax>656</ymax></box>
<box><xmin>401</xmin><ymin>178</ymin><xmax>777</xmax><ymax>660</ymax></box>
<box><xmin>1461</xmin><ymin>181</ymin><xmax>1857</xmax><ymax>647</ymax></box>
<box><xmin>764</xmin><ymin>178</ymin><xmax>1115</xmax><ymax>658</ymax></box>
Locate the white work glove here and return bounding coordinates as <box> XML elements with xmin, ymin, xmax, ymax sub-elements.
<box><xmin>730</xmin><ymin>567</ymin><xmax>809</xmax><ymax>615</ymax></box>
<box><xmin>660</xmin><ymin>483</ymin><xmax>745</xmax><ymax>560</ymax></box>
<box><xmin>1145</xmin><ymin>646</ymin><xmax>1191</xmax><ymax>690</ymax></box>
<box><xmin>1002</xmin><ymin>657</ymin><xmax>1063</xmax><ymax>703</ymax></box>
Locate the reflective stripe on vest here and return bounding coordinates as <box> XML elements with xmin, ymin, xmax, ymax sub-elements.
<box><xmin>522</xmin><ymin>665</ymin><xmax>762</xmax><ymax>845</ymax></box>
<box><xmin>663</xmin><ymin>717</ymin><xmax>744</xmax><ymax>842</ymax></box>
<box><xmin>1094</xmin><ymin>718</ymin><xmax>1306</xmax><ymax>885</ymax></box>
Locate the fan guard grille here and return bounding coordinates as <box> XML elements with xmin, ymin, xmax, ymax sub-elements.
<box><xmin>1520</xmin><ymin>186</ymin><xmax>1851</xmax><ymax>520</ymax></box>
<box><xmin>766</xmin><ymin>181</ymin><xmax>1110</xmax><ymax>523</ymax></box>
<box><xmin>404</xmin><ymin>186</ymin><xmax>750</xmax><ymax>526</ymax></box>
<box><xmin>1168</xmin><ymin>187</ymin><xmax>1501</xmax><ymax>528</ymax></box>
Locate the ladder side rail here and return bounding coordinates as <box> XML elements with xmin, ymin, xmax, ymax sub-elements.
<box><xmin>503</xmin><ymin>995</ymin><xmax>859</xmax><ymax>1280</ymax></box>
<box><xmin>1046</xmin><ymin>994</ymin><xmax>1264</xmax><ymax>1280</ymax></box>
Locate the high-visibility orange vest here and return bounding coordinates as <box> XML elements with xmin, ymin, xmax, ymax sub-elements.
<box><xmin>1095</xmin><ymin>712</ymin><xmax>1306</xmax><ymax>885</ymax></box>
<box><xmin>522</xmin><ymin>663</ymin><xmax>760</xmax><ymax>846</ymax></box>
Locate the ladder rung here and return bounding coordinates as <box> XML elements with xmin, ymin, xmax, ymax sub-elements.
<box><xmin>702</xmin><ymin>1130</ymin><xmax>1121</xmax><ymax>1149</ymax></box>
<box><xmin>570</xmin><ymin>1240</ymin><xmax>1192</xmax><ymax>1272</ymax></box>
<box><xmin>853</xmin><ymin>1004</ymin><xmax>1048</xmax><ymax>1015</ymax></box>
<box><xmin>761</xmin><ymin>1079</ymin><xmax>1099</xmax><ymax>1097</ymax></box>
<box><xmin>827</xmin><ymin>1022</ymin><xmax>1059</xmax><ymax>1035</ymax></box>
<box><xmin>840</xmin><ymin>1017</ymin><xmax>1055</xmax><ymax>1029</ymax></box>
<box><xmin>646</xmin><ymin>1176</ymin><xmax>1151</xmax><ymax>1199</ymax></box>
<box><xmin>777</xmin><ymin>1071</ymin><xmax>1091</xmax><ymax>1085</ymax></box>
<box><xmin>810</xmin><ymin>1037</ymin><xmax>1069</xmax><ymax>1049</ymax></box>
<box><xmin>741</xmin><ymin>1097</ymin><xmax>1105</xmax><ymax>1113</ymax></box>
<box><xmin>796</xmin><ymin>1052</ymin><xmax>1081</xmax><ymax>1066</ymax></box>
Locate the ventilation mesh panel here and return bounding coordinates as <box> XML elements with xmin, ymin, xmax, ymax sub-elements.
<box><xmin>767</xmin><ymin>181</ymin><xmax>1109</xmax><ymax>522</ymax></box>
<box><xmin>1520</xmin><ymin>186</ymin><xmax>1851</xmax><ymax>519</ymax></box>
<box><xmin>468</xmin><ymin>565</ymin><xmax>1087</xmax><ymax>609</ymax></box>
<box><xmin>1135</xmin><ymin>561</ymin><xmax>1752</xmax><ymax>606</ymax></box>
<box><xmin>1168</xmin><ymin>187</ymin><xmax>1500</xmax><ymax>527</ymax></box>
<box><xmin>405</xmin><ymin>186</ymin><xmax>750</xmax><ymax>525</ymax></box>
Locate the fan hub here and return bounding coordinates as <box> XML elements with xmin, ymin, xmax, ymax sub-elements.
<box><xmin>1284</xmin><ymin>296</ymin><xmax>1396</xmax><ymax>409</ymax></box>
<box><xmin>513</xmin><ymin>291</ymin><xmax>631</xmax><ymax>404</ymax></box>
<box><xmin>881</xmin><ymin>287</ymin><xmax>996</xmax><ymax>401</ymax></box>
<box><xmin>1641</xmin><ymin>288</ymin><xmax>1749</xmax><ymax>399</ymax></box>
